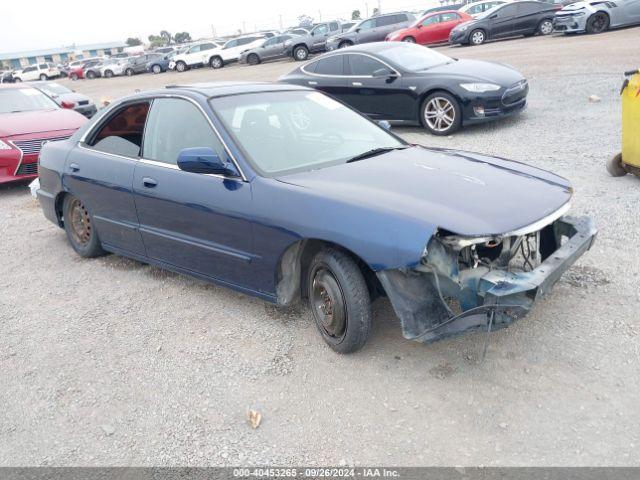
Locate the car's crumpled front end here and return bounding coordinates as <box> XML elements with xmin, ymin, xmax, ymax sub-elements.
<box><xmin>553</xmin><ymin>2</ymin><xmax>592</xmax><ymax>32</ymax></box>
<box><xmin>377</xmin><ymin>208</ymin><xmax>597</xmax><ymax>343</ymax></box>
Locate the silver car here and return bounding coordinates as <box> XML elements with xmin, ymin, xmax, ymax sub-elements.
<box><xmin>240</xmin><ymin>34</ymin><xmax>296</xmax><ymax>65</ymax></box>
<box><xmin>554</xmin><ymin>0</ymin><xmax>640</xmax><ymax>33</ymax></box>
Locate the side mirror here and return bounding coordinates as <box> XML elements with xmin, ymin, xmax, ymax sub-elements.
<box><xmin>355</xmin><ymin>28</ymin><xmax>361</xmax><ymax>33</ymax></box>
<box><xmin>372</xmin><ymin>67</ymin><xmax>396</xmax><ymax>78</ymax></box>
<box><xmin>177</xmin><ymin>147</ymin><xmax>237</xmax><ymax>176</ymax></box>
<box><xmin>377</xmin><ymin>120</ymin><xmax>391</xmax><ymax>130</ymax></box>
<box><xmin>417</xmin><ymin>24</ymin><xmax>423</xmax><ymax>28</ymax></box>
<box><xmin>60</xmin><ymin>100</ymin><xmax>75</xmax><ymax>109</ymax></box>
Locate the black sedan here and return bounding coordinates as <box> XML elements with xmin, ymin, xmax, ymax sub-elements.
<box><xmin>279</xmin><ymin>42</ymin><xmax>528</xmax><ymax>135</ymax></box>
<box><xmin>449</xmin><ymin>1</ymin><xmax>557</xmax><ymax>46</ymax></box>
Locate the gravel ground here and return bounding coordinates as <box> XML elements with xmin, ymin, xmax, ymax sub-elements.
<box><xmin>1</xmin><ymin>29</ymin><xmax>639</xmax><ymax>466</ymax></box>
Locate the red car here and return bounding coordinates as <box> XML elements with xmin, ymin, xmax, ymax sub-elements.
<box><xmin>0</xmin><ymin>84</ymin><xmax>87</xmax><ymax>184</ymax></box>
<box><xmin>386</xmin><ymin>10</ymin><xmax>473</xmax><ymax>45</ymax></box>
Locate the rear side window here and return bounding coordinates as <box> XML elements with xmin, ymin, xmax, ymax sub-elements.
<box><xmin>517</xmin><ymin>2</ymin><xmax>543</xmax><ymax>14</ymax></box>
<box><xmin>441</xmin><ymin>12</ymin><xmax>461</xmax><ymax>21</ymax></box>
<box><xmin>142</xmin><ymin>98</ymin><xmax>226</xmax><ymax>166</ymax></box>
<box><xmin>496</xmin><ymin>4</ymin><xmax>517</xmax><ymax>16</ymax></box>
<box><xmin>330</xmin><ymin>22</ymin><xmax>339</xmax><ymax>31</ymax></box>
<box><xmin>88</xmin><ymin>102</ymin><xmax>150</xmax><ymax>158</ymax></box>
<box><xmin>313</xmin><ymin>55</ymin><xmax>345</xmax><ymax>75</ymax></box>
<box><xmin>348</xmin><ymin>54</ymin><xmax>386</xmax><ymax>76</ymax></box>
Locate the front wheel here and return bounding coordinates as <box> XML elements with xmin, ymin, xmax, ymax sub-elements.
<box><xmin>308</xmin><ymin>248</ymin><xmax>372</xmax><ymax>354</ymax></box>
<box><xmin>86</xmin><ymin>71</ymin><xmax>95</xmax><ymax>79</ymax></box>
<box><xmin>538</xmin><ymin>19</ymin><xmax>554</xmax><ymax>35</ymax></box>
<box><xmin>70</xmin><ymin>73</ymin><xmax>78</xmax><ymax>81</ymax></box>
<box><xmin>338</xmin><ymin>41</ymin><xmax>353</xmax><ymax>49</ymax></box>
<box><xmin>13</xmin><ymin>77</ymin><xmax>22</xmax><ymax>82</ymax></box>
<box><xmin>247</xmin><ymin>54</ymin><xmax>260</xmax><ymax>66</ymax></box>
<box><xmin>62</xmin><ymin>195</ymin><xmax>106</xmax><ymax>258</ymax></box>
<box><xmin>606</xmin><ymin>153</ymin><xmax>627</xmax><ymax>177</ymax></box>
<box><xmin>152</xmin><ymin>64</ymin><xmax>162</xmax><ymax>74</ymax></box>
<box><xmin>402</xmin><ymin>36</ymin><xmax>416</xmax><ymax>43</ymax></box>
<box><xmin>469</xmin><ymin>29</ymin><xmax>486</xmax><ymax>46</ymax></box>
<box><xmin>176</xmin><ymin>61</ymin><xmax>187</xmax><ymax>72</ymax></box>
<box><xmin>125</xmin><ymin>68</ymin><xmax>134</xmax><ymax>76</ymax></box>
<box><xmin>210</xmin><ymin>56</ymin><xmax>223</xmax><ymax>69</ymax></box>
<box><xmin>293</xmin><ymin>45</ymin><xmax>309</xmax><ymax>61</ymax></box>
<box><xmin>586</xmin><ymin>12</ymin><xmax>610</xmax><ymax>33</ymax></box>
<box><xmin>421</xmin><ymin>92</ymin><xmax>462</xmax><ymax>136</ymax></box>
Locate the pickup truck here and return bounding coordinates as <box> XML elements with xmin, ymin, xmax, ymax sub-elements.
<box><xmin>284</xmin><ymin>21</ymin><xmax>346</xmax><ymax>61</ymax></box>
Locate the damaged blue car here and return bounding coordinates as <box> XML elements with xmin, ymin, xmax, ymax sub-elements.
<box><xmin>37</xmin><ymin>82</ymin><xmax>597</xmax><ymax>353</ymax></box>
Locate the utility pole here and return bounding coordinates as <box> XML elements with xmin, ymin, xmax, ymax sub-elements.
<box><xmin>318</xmin><ymin>9</ymin><xmax>322</xmax><ymax>21</ymax></box>
<box><xmin>242</xmin><ymin>21</ymin><xmax>246</xmax><ymax>33</ymax></box>
<box><xmin>365</xmin><ymin>2</ymin><xmax>369</xmax><ymax>17</ymax></box>
<box><xmin>279</xmin><ymin>14</ymin><xmax>283</xmax><ymax>30</ymax></box>
<box><xmin>211</xmin><ymin>25</ymin><xmax>216</xmax><ymax>38</ymax></box>
<box><xmin>377</xmin><ymin>0</ymin><xmax>381</xmax><ymax>14</ymax></box>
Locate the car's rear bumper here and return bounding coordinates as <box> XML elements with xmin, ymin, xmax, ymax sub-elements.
<box><xmin>378</xmin><ymin>215</ymin><xmax>597</xmax><ymax>343</ymax></box>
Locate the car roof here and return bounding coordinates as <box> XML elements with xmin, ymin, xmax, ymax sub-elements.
<box><xmin>320</xmin><ymin>42</ymin><xmax>405</xmax><ymax>55</ymax></box>
<box><xmin>0</xmin><ymin>83</ymin><xmax>38</xmax><ymax>90</ymax></box>
<box><xmin>161</xmin><ymin>82</ymin><xmax>310</xmax><ymax>98</ymax></box>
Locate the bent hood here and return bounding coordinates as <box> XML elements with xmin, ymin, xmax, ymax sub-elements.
<box><xmin>276</xmin><ymin>146</ymin><xmax>572</xmax><ymax>237</ymax></box>
<box><xmin>0</xmin><ymin>108</ymin><xmax>87</xmax><ymax>138</ymax></box>
<box><xmin>427</xmin><ymin>58</ymin><xmax>524</xmax><ymax>84</ymax></box>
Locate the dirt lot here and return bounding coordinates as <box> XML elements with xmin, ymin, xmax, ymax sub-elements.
<box><xmin>1</xmin><ymin>30</ymin><xmax>639</xmax><ymax>466</ymax></box>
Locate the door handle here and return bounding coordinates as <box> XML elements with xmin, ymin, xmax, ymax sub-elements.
<box><xmin>352</xmin><ymin>82</ymin><xmax>363</xmax><ymax>86</ymax></box>
<box><xmin>142</xmin><ymin>177</ymin><xmax>158</xmax><ymax>188</ymax></box>
<box><xmin>308</xmin><ymin>81</ymin><xmax>318</xmax><ymax>85</ymax></box>
<box><xmin>68</xmin><ymin>163</ymin><xmax>80</xmax><ymax>172</ymax></box>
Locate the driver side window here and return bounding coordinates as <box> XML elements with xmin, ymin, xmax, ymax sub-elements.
<box><xmin>142</xmin><ymin>98</ymin><xmax>227</xmax><ymax>166</ymax></box>
<box><xmin>358</xmin><ymin>19</ymin><xmax>375</xmax><ymax>30</ymax></box>
<box><xmin>421</xmin><ymin>15</ymin><xmax>440</xmax><ymax>26</ymax></box>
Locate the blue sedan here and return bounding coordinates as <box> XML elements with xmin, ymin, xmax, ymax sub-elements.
<box><xmin>37</xmin><ymin>83</ymin><xmax>596</xmax><ymax>353</ymax></box>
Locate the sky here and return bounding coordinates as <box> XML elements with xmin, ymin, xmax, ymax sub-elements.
<box><xmin>0</xmin><ymin>0</ymin><xmax>440</xmax><ymax>53</ymax></box>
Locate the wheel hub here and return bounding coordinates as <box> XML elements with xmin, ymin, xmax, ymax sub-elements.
<box><xmin>311</xmin><ymin>268</ymin><xmax>346</xmax><ymax>338</ymax></box>
<box><xmin>69</xmin><ymin>199</ymin><xmax>92</xmax><ymax>246</ymax></box>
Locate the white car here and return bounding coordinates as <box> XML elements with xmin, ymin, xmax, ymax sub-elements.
<box><xmin>202</xmin><ymin>35</ymin><xmax>266</xmax><ymax>69</ymax></box>
<box><xmin>169</xmin><ymin>41</ymin><xmax>222</xmax><ymax>72</ymax></box>
<box><xmin>460</xmin><ymin>0</ymin><xmax>509</xmax><ymax>17</ymax></box>
<box><xmin>100</xmin><ymin>58</ymin><xmax>131</xmax><ymax>78</ymax></box>
<box><xmin>13</xmin><ymin>63</ymin><xmax>60</xmax><ymax>82</ymax></box>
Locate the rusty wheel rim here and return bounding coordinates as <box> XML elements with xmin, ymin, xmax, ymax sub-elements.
<box><xmin>68</xmin><ymin>198</ymin><xmax>92</xmax><ymax>246</ymax></box>
<box><xmin>311</xmin><ymin>266</ymin><xmax>347</xmax><ymax>339</ymax></box>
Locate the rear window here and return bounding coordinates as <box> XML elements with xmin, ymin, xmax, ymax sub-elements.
<box><xmin>312</xmin><ymin>55</ymin><xmax>344</xmax><ymax>75</ymax></box>
<box><xmin>0</xmin><ymin>88</ymin><xmax>59</xmax><ymax>114</ymax></box>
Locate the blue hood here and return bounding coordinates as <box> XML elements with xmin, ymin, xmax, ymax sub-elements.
<box><xmin>276</xmin><ymin>146</ymin><xmax>571</xmax><ymax>237</ymax></box>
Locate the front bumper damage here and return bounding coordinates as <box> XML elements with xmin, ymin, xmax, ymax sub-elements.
<box><xmin>377</xmin><ymin>215</ymin><xmax>597</xmax><ymax>343</ymax></box>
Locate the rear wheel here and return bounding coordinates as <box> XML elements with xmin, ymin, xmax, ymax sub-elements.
<box><xmin>247</xmin><ymin>53</ymin><xmax>260</xmax><ymax>65</ymax></box>
<box><xmin>338</xmin><ymin>41</ymin><xmax>353</xmax><ymax>48</ymax></box>
<box><xmin>104</xmin><ymin>70</ymin><xmax>114</xmax><ymax>78</ymax></box>
<box><xmin>125</xmin><ymin>68</ymin><xmax>134</xmax><ymax>76</ymax></box>
<box><xmin>293</xmin><ymin>45</ymin><xmax>309</xmax><ymax>61</ymax></box>
<box><xmin>469</xmin><ymin>29</ymin><xmax>486</xmax><ymax>45</ymax></box>
<box><xmin>210</xmin><ymin>56</ymin><xmax>223</xmax><ymax>69</ymax></box>
<box><xmin>307</xmin><ymin>248</ymin><xmax>372</xmax><ymax>354</ymax></box>
<box><xmin>402</xmin><ymin>36</ymin><xmax>416</xmax><ymax>43</ymax></box>
<box><xmin>538</xmin><ymin>19</ymin><xmax>554</xmax><ymax>35</ymax></box>
<box><xmin>70</xmin><ymin>73</ymin><xmax>78</xmax><ymax>81</ymax></box>
<box><xmin>586</xmin><ymin>12</ymin><xmax>609</xmax><ymax>33</ymax></box>
<box><xmin>62</xmin><ymin>195</ymin><xmax>106</xmax><ymax>258</ymax></box>
<box><xmin>14</xmin><ymin>77</ymin><xmax>22</xmax><ymax>82</ymax></box>
<box><xmin>606</xmin><ymin>153</ymin><xmax>627</xmax><ymax>177</ymax></box>
<box><xmin>152</xmin><ymin>64</ymin><xmax>162</xmax><ymax>74</ymax></box>
<box><xmin>421</xmin><ymin>92</ymin><xmax>462</xmax><ymax>136</ymax></box>
<box><xmin>86</xmin><ymin>71</ymin><xmax>95</xmax><ymax>79</ymax></box>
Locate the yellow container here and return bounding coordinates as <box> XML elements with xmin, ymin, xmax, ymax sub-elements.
<box><xmin>622</xmin><ymin>71</ymin><xmax>640</xmax><ymax>169</ymax></box>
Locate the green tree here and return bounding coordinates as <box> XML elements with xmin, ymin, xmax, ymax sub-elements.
<box><xmin>372</xmin><ymin>7</ymin><xmax>380</xmax><ymax>16</ymax></box>
<box><xmin>351</xmin><ymin>9</ymin><xmax>361</xmax><ymax>20</ymax></box>
<box><xmin>126</xmin><ymin>37</ymin><xmax>143</xmax><ymax>47</ymax></box>
<box><xmin>160</xmin><ymin>30</ymin><xmax>172</xmax><ymax>45</ymax></box>
<box><xmin>298</xmin><ymin>14</ymin><xmax>314</xmax><ymax>27</ymax></box>
<box><xmin>174</xmin><ymin>32</ymin><xmax>192</xmax><ymax>44</ymax></box>
<box><xmin>148</xmin><ymin>35</ymin><xmax>164</xmax><ymax>48</ymax></box>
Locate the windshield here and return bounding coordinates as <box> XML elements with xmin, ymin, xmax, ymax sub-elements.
<box><xmin>37</xmin><ymin>82</ymin><xmax>71</xmax><ymax>96</ymax></box>
<box><xmin>0</xmin><ymin>88</ymin><xmax>59</xmax><ymax>114</ymax></box>
<box><xmin>211</xmin><ymin>90</ymin><xmax>405</xmax><ymax>177</ymax></box>
<box><xmin>378</xmin><ymin>42</ymin><xmax>452</xmax><ymax>71</ymax></box>
<box><xmin>476</xmin><ymin>4</ymin><xmax>502</xmax><ymax>19</ymax></box>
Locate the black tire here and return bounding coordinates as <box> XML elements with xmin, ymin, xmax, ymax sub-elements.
<box><xmin>293</xmin><ymin>45</ymin><xmax>309</xmax><ymax>61</ymax></box>
<box><xmin>469</xmin><ymin>29</ymin><xmax>486</xmax><ymax>46</ymax></box>
<box><xmin>176</xmin><ymin>61</ymin><xmax>187</xmax><ymax>72</ymax></box>
<box><xmin>247</xmin><ymin>53</ymin><xmax>260</xmax><ymax>66</ymax></box>
<box><xmin>586</xmin><ymin>12</ymin><xmax>610</xmax><ymax>33</ymax></box>
<box><xmin>125</xmin><ymin>68</ymin><xmax>134</xmax><ymax>76</ymax></box>
<box><xmin>537</xmin><ymin>19</ymin><xmax>554</xmax><ymax>36</ymax></box>
<box><xmin>39</xmin><ymin>73</ymin><xmax>48</xmax><ymax>81</ymax></box>
<box><xmin>104</xmin><ymin>70</ymin><xmax>113</xmax><ymax>78</ymax></box>
<box><xmin>338</xmin><ymin>41</ymin><xmax>353</xmax><ymax>49</ymax></box>
<box><xmin>606</xmin><ymin>153</ymin><xmax>627</xmax><ymax>177</ymax></box>
<box><xmin>152</xmin><ymin>64</ymin><xmax>162</xmax><ymax>74</ymax></box>
<box><xmin>86</xmin><ymin>71</ymin><xmax>95</xmax><ymax>79</ymax></box>
<box><xmin>62</xmin><ymin>195</ymin><xmax>106</xmax><ymax>258</ymax></box>
<box><xmin>70</xmin><ymin>73</ymin><xmax>78</xmax><ymax>81</ymax></box>
<box><xmin>13</xmin><ymin>77</ymin><xmax>22</xmax><ymax>83</ymax></box>
<box><xmin>209</xmin><ymin>56</ymin><xmax>223</xmax><ymax>69</ymax></box>
<box><xmin>307</xmin><ymin>248</ymin><xmax>372</xmax><ymax>353</ymax></box>
<box><xmin>420</xmin><ymin>91</ymin><xmax>462</xmax><ymax>136</ymax></box>
<box><xmin>402</xmin><ymin>36</ymin><xmax>416</xmax><ymax>43</ymax></box>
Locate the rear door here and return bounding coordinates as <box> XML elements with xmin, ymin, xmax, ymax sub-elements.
<box><xmin>309</xmin><ymin>24</ymin><xmax>331</xmax><ymax>50</ymax></box>
<box><xmin>133</xmin><ymin>97</ymin><xmax>254</xmax><ymax>286</ymax></box>
<box><xmin>21</xmin><ymin>66</ymin><xmax>37</xmax><ymax>81</ymax></box>
<box><xmin>65</xmin><ymin>101</ymin><xmax>150</xmax><ymax>256</ymax></box>
<box><xmin>514</xmin><ymin>2</ymin><xmax>545</xmax><ymax>34</ymax></box>
<box><xmin>343</xmin><ymin>53</ymin><xmax>414</xmax><ymax>121</ymax></box>
<box><xmin>416</xmin><ymin>14</ymin><xmax>442</xmax><ymax>44</ymax></box>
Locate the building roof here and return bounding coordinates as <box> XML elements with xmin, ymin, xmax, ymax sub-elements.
<box><xmin>0</xmin><ymin>42</ymin><xmax>128</xmax><ymax>60</ymax></box>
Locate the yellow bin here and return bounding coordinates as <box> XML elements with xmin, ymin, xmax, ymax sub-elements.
<box><xmin>608</xmin><ymin>69</ymin><xmax>640</xmax><ymax>177</ymax></box>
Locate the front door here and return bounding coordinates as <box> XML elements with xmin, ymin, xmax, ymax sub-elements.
<box><xmin>133</xmin><ymin>97</ymin><xmax>255</xmax><ymax>287</ymax></box>
<box><xmin>65</xmin><ymin>101</ymin><xmax>150</xmax><ymax>256</ymax></box>
<box><xmin>343</xmin><ymin>54</ymin><xmax>415</xmax><ymax>121</ymax></box>
<box><xmin>304</xmin><ymin>55</ymin><xmax>349</xmax><ymax>100</ymax></box>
